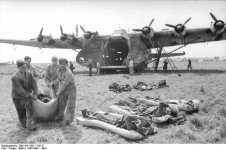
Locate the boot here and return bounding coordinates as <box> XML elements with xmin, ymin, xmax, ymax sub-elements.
<box><xmin>81</xmin><ymin>109</ymin><xmax>88</xmax><ymax>118</ymax></box>
<box><xmin>26</xmin><ymin>119</ymin><xmax>36</xmax><ymax>131</ymax></box>
<box><xmin>54</xmin><ymin>115</ymin><xmax>64</xmax><ymax>122</ymax></box>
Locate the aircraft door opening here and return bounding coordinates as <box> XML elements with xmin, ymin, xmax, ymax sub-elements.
<box><xmin>104</xmin><ymin>39</ymin><xmax>129</xmax><ymax>66</ymax></box>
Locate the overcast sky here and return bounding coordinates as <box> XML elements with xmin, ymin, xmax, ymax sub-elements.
<box><xmin>0</xmin><ymin>0</ymin><xmax>226</xmax><ymax>63</ymax></box>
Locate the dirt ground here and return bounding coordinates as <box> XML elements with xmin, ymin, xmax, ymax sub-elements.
<box><xmin>0</xmin><ymin>61</ymin><xmax>226</xmax><ymax>144</ymax></box>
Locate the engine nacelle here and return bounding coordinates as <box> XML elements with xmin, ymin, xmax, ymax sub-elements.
<box><xmin>210</xmin><ymin>21</ymin><xmax>225</xmax><ymax>35</ymax></box>
<box><xmin>67</xmin><ymin>36</ymin><xmax>78</xmax><ymax>44</ymax></box>
<box><xmin>47</xmin><ymin>39</ymin><xmax>55</xmax><ymax>45</ymax></box>
<box><xmin>141</xmin><ymin>26</ymin><xmax>154</xmax><ymax>39</ymax></box>
<box><xmin>173</xmin><ymin>25</ymin><xmax>187</xmax><ymax>37</ymax></box>
<box><xmin>37</xmin><ymin>36</ymin><xmax>43</xmax><ymax>42</ymax></box>
<box><xmin>84</xmin><ymin>32</ymin><xmax>92</xmax><ymax>39</ymax></box>
<box><xmin>60</xmin><ymin>34</ymin><xmax>67</xmax><ymax>41</ymax></box>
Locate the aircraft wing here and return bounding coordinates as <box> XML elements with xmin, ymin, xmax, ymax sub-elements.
<box><xmin>0</xmin><ymin>38</ymin><xmax>84</xmax><ymax>49</ymax></box>
<box><xmin>0</xmin><ymin>39</ymin><xmax>43</xmax><ymax>48</ymax></box>
<box><xmin>152</xmin><ymin>28</ymin><xmax>226</xmax><ymax>47</ymax></box>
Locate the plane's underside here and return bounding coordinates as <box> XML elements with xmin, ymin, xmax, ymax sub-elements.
<box><xmin>76</xmin><ymin>34</ymin><xmax>186</xmax><ymax>69</ymax></box>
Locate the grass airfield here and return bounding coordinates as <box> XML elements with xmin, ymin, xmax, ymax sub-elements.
<box><xmin>0</xmin><ymin>61</ymin><xmax>226</xmax><ymax>144</ymax></box>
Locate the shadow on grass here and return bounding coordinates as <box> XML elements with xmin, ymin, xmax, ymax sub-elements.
<box><xmin>5</xmin><ymin>123</ymin><xmax>34</xmax><ymax>143</ymax></box>
<box><xmin>62</xmin><ymin>124</ymin><xmax>82</xmax><ymax>144</ymax></box>
<box><xmin>146</xmin><ymin>69</ymin><xmax>226</xmax><ymax>75</ymax></box>
<box><xmin>75</xmin><ymin>69</ymin><xmax>129</xmax><ymax>76</ymax></box>
<box><xmin>36</xmin><ymin>121</ymin><xmax>82</xmax><ymax>143</ymax></box>
<box><xmin>74</xmin><ymin>69</ymin><xmax>226</xmax><ymax>76</ymax></box>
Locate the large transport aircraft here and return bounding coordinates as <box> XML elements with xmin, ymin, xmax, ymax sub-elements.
<box><xmin>0</xmin><ymin>13</ymin><xmax>225</xmax><ymax>71</ymax></box>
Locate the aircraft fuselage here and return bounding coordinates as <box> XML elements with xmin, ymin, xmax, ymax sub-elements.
<box><xmin>76</xmin><ymin>29</ymin><xmax>133</xmax><ymax>69</ymax></box>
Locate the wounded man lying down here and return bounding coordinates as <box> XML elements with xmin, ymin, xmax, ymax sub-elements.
<box><xmin>81</xmin><ymin>109</ymin><xmax>157</xmax><ymax>137</ymax></box>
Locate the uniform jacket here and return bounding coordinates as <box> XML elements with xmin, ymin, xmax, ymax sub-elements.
<box><xmin>129</xmin><ymin>60</ymin><xmax>134</xmax><ymax>67</ymax></box>
<box><xmin>11</xmin><ymin>70</ymin><xmax>38</xmax><ymax>99</ymax></box>
<box><xmin>45</xmin><ymin>64</ymin><xmax>59</xmax><ymax>85</ymax></box>
<box><xmin>27</xmin><ymin>65</ymin><xmax>39</xmax><ymax>78</ymax></box>
<box><xmin>57</xmin><ymin>68</ymin><xmax>76</xmax><ymax>95</ymax></box>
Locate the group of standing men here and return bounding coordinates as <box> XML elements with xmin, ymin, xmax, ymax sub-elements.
<box><xmin>162</xmin><ymin>59</ymin><xmax>192</xmax><ymax>71</ymax></box>
<box><xmin>11</xmin><ymin>56</ymin><xmax>76</xmax><ymax>131</ymax></box>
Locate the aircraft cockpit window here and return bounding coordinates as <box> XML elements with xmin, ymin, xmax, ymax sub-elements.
<box><xmin>112</xmin><ymin>29</ymin><xmax>127</xmax><ymax>35</ymax></box>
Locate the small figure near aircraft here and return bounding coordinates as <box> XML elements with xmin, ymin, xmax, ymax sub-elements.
<box><xmin>163</xmin><ymin>59</ymin><xmax>168</xmax><ymax>72</ymax></box>
<box><xmin>187</xmin><ymin>59</ymin><xmax>193</xmax><ymax>70</ymax></box>
<box><xmin>0</xmin><ymin>13</ymin><xmax>225</xmax><ymax>72</ymax></box>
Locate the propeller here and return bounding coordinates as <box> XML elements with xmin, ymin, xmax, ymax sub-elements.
<box><xmin>210</xmin><ymin>12</ymin><xmax>225</xmax><ymax>31</ymax></box>
<box><xmin>80</xmin><ymin>25</ymin><xmax>98</xmax><ymax>39</ymax></box>
<box><xmin>149</xmin><ymin>18</ymin><xmax>155</xmax><ymax>26</ymax></box>
<box><xmin>37</xmin><ymin>27</ymin><xmax>44</xmax><ymax>42</ymax></box>
<box><xmin>60</xmin><ymin>25</ymin><xmax>67</xmax><ymax>41</ymax></box>
<box><xmin>210</xmin><ymin>12</ymin><xmax>217</xmax><ymax>22</ymax></box>
<box><xmin>165</xmin><ymin>17</ymin><xmax>191</xmax><ymax>34</ymax></box>
<box><xmin>132</xmin><ymin>18</ymin><xmax>155</xmax><ymax>37</ymax></box>
<box><xmin>39</xmin><ymin>27</ymin><xmax>43</xmax><ymax>36</ymax></box>
<box><xmin>60</xmin><ymin>25</ymin><xmax>79</xmax><ymax>45</ymax></box>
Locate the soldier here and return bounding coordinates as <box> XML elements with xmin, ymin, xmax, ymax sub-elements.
<box><xmin>69</xmin><ymin>61</ymin><xmax>75</xmax><ymax>74</ymax></box>
<box><xmin>11</xmin><ymin>60</ymin><xmax>38</xmax><ymax>130</ymax></box>
<box><xmin>163</xmin><ymin>59</ymin><xmax>168</xmax><ymax>72</ymax></box>
<box><xmin>45</xmin><ymin>56</ymin><xmax>59</xmax><ymax>95</ymax></box>
<box><xmin>54</xmin><ymin>58</ymin><xmax>77</xmax><ymax>125</ymax></box>
<box><xmin>24</xmin><ymin>56</ymin><xmax>41</xmax><ymax>79</ymax></box>
<box><xmin>96</xmin><ymin>61</ymin><xmax>101</xmax><ymax>75</ymax></box>
<box><xmin>129</xmin><ymin>58</ymin><xmax>134</xmax><ymax>76</ymax></box>
<box><xmin>88</xmin><ymin>59</ymin><xmax>93</xmax><ymax>76</ymax></box>
<box><xmin>187</xmin><ymin>59</ymin><xmax>192</xmax><ymax>70</ymax></box>
<box><xmin>122</xmin><ymin>58</ymin><xmax>127</xmax><ymax>66</ymax></box>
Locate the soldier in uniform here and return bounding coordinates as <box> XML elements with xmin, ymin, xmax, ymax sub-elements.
<box><xmin>88</xmin><ymin>59</ymin><xmax>93</xmax><ymax>76</ymax></box>
<box><xmin>11</xmin><ymin>60</ymin><xmax>38</xmax><ymax>130</ymax></box>
<box><xmin>24</xmin><ymin>56</ymin><xmax>41</xmax><ymax>79</ymax></box>
<box><xmin>54</xmin><ymin>58</ymin><xmax>77</xmax><ymax>125</ymax></box>
<box><xmin>163</xmin><ymin>59</ymin><xmax>168</xmax><ymax>72</ymax></box>
<box><xmin>96</xmin><ymin>61</ymin><xmax>101</xmax><ymax>75</ymax></box>
<box><xmin>187</xmin><ymin>59</ymin><xmax>192</xmax><ymax>70</ymax></box>
<box><xmin>69</xmin><ymin>61</ymin><xmax>75</xmax><ymax>74</ymax></box>
<box><xmin>129</xmin><ymin>58</ymin><xmax>134</xmax><ymax>76</ymax></box>
<box><xmin>45</xmin><ymin>56</ymin><xmax>60</xmax><ymax>94</ymax></box>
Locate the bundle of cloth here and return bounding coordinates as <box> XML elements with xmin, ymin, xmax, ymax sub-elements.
<box><xmin>32</xmin><ymin>87</ymin><xmax>58</xmax><ymax>121</ymax></box>
<box><xmin>109</xmin><ymin>97</ymin><xmax>200</xmax><ymax>125</ymax></box>
<box><xmin>133</xmin><ymin>80</ymin><xmax>168</xmax><ymax>91</ymax></box>
<box><xmin>109</xmin><ymin>83</ymin><xmax>132</xmax><ymax>93</ymax></box>
<box><xmin>77</xmin><ymin>109</ymin><xmax>157</xmax><ymax>140</ymax></box>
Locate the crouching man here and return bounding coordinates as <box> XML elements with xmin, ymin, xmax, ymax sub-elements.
<box><xmin>11</xmin><ymin>60</ymin><xmax>38</xmax><ymax>130</ymax></box>
<box><xmin>53</xmin><ymin>58</ymin><xmax>76</xmax><ymax>125</ymax></box>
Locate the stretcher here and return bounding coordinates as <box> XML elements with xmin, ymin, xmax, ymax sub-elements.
<box><xmin>32</xmin><ymin>86</ymin><xmax>58</xmax><ymax>120</ymax></box>
<box><xmin>76</xmin><ymin>117</ymin><xmax>144</xmax><ymax>140</ymax></box>
<box><xmin>32</xmin><ymin>98</ymin><xmax>58</xmax><ymax>120</ymax></box>
<box><xmin>109</xmin><ymin>105</ymin><xmax>172</xmax><ymax>123</ymax></box>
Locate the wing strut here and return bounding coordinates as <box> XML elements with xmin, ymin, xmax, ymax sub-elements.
<box><xmin>162</xmin><ymin>48</ymin><xmax>177</xmax><ymax>70</ymax></box>
<box><xmin>145</xmin><ymin>36</ymin><xmax>201</xmax><ymax>65</ymax></box>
